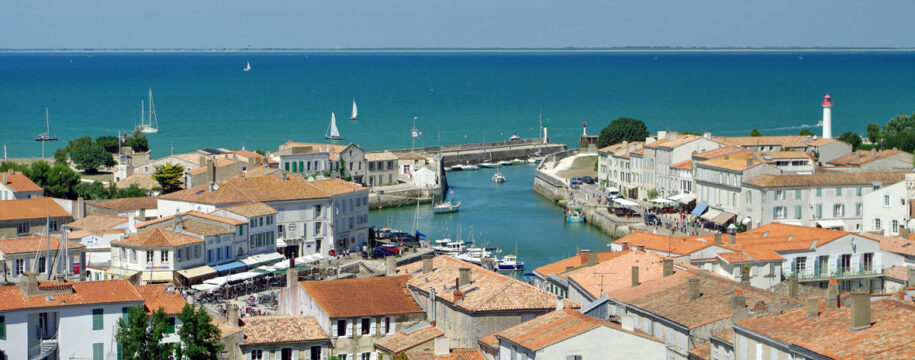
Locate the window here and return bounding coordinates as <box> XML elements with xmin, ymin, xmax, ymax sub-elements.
<box><xmin>773</xmin><ymin>206</ymin><xmax>786</xmax><ymax>219</ymax></box>
<box><xmin>161</xmin><ymin>251</ymin><xmax>169</xmax><ymax>262</ymax></box>
<box><xmin>795</xmin><ymin>189</ymin><xmax>801</xmax><ymax>199</ymax></box>
<box><xmin>0</xmin><ymin>315</ymin><xmax>5</xmax><ymax>339</ymax></box>
<box><xmin>566</xmin><ymin>356</ymin><xmax>582</xmax><ymax>360</ymax></box>
<box><xmin>93</xmin><ymin>309</ymin><xmax>104</xmax><ymax>330</ymax></box>
<box><xmin>251</xmin><ymin>350</ymin><xmax>263</xmax><ymax>360</ymax></box>
<box><xmin>794</xmin><ymin>257</ymin><xmax>806</xmax><ymax>273</ymax></box>
<box><xmin>893</xmin><ymin>220</ymin><xmax>900</xmax><ymax>234</ymax></box>
<box><xmin>794</xmin><ymin>205</ymin><xmax>802</xmax><ymax>219</ymax></box>
<box><xmin>815</xmin><ymin>204</ymin><xmax>822</xmax><ymax>218</ymax></box>
<box><xmin>369</xmin><ymin>162</ymin><xmax>375</xmax><ymax>171</ymax></box>
<box><xmin>249</xmin><ymin>219</ymin><xmax>255</xmax><ymax>227</ymax></box>
<box><xmin>314</xmin><ymin>222</ymin><xmax>322</xmax><ymax>236</ymax></box>
<box><xmin>361</xmin><ymin>353</ymin><xmax>370</xmax><ymax>360</ymax></box>
<box><xmin>195</xmin><ymin>245</ymin><xmax>200</xmax><ymax>258</ymax></box>
<box><xmin>337</xmin><ymin>319</ymin><xmax>346</xmax><ymax>337</ymax></box>
<box><xmin>16</xmin><ymin>222</ymin><xmax>29</xmax><ymax>234</ymax></box>
<box><xmin>310</xmin><ymin>346</ymin><xmax>321</xmax><ymax>360</ymax></box>
<box><xmin>166</xmin><ymin>317</ymin><xmax>176</xmax><ymax>334</ymax></box>
<box><xmin>856</xmin><ymin>203</ymin><xmax>863</xmax><ymax>216</ymax></box>
<box><xmin>250</xmin><ymin>235</ymin><xmax>255</xmax><ymax>248</ymax></box>
<box><xmin>340</xmin><ymin>355</ymin><xmax>348</xmax><ymax>360</ymax></box>
<box><xmin>259</xmin><ymin>217</ymin><xmax>264</xmax><ymax>227</ymax></box>
<box><xmin>49</xmin><ymin>220</ymin><xmax>59</xmax><ymax>232</ymax></box>
<box><xmin>147</xmin><ymin>251</ymin><xmax>154</xmax><ymax>264</ymax></box>
<box><xmin>93</xmin><ymin>343</ymin><xmax>104</xmax><ymax>360</ymax></box>
<box><xmin>816</xmin><ymin>187</ymin><xmax>822</xmax><ymax>197</ymax></box>
<box><xmin>833</xmin><ymin>204</ymin><xmax>845</xmax><ymax>217</ymax></box>
<box><xmin>38</xmin><ymin>256</ymin><xmax>46</xmax><ymax>274</ymax></box>
<box><xmin>14</xmin><ymin>259</ymin><xmax>23</xmax><ymax>275</ymax></box>
<box><xmin>857</xmin><ymin>186</ymin><xmax>862</xmax><ymax>196</ymax></box>
<box><xmin>361</xmin><ymin>318</ymin><xmax>370</xmax><ymax>335</ymax></box>
<box><xmin>840</xmin><ymin>254</ymin><xmax>852</xmax><ymax>274</ymax></box>
<box><xmin>238</xmin><ymin>226</ymin><xmax>243</xmax><ymax>236</ymax></box>
<box><xmin>884</xmin><ymin>195</ymin><xmax>891</xmax><ymax>207</ymax></box>
<box><xmin>384</xmin><ymin>317</ymin><xmax>391</xmax><ymax>334</ymax></box>
<box><xmin>775</xmin><ymin>190</ymin><xmax>785</xmax><ymax>200</ymax></box>
<box><xmin>863</xmin><ymin>253</ymin><xmax>874</xmax><ymax>271</ymax></box>
<box><xmin>282</xmin><ymin>348</ymin><xmax>294</xmax><ymax>360</ymax></box>
<box><xmin>836</xmin><ymin>187</ymin><xmax>842</xmax><ymax>196</ymax></box>
<box><xmin>875</xmin><ymin>218</ymin><xmax>882</xmax><ymax>230</ymax></box>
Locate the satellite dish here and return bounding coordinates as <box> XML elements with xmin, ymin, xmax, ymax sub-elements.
<box><xmin>213</xmin><ymin>184</ymin><xmax>220</xmax><ymax>191</ymax></box>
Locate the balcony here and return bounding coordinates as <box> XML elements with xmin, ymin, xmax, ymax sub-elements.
<box><xmin>784</xmin><ymin>266</ymin><xmax>884</xmax><ymax>282</ymax></box>
<box><xmin>28</xmin><ymin>338</ymin><xmax>57</xmax><ymax>360</ymax></box>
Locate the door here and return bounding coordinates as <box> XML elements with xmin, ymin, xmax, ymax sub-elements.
<box><xmin>281</xmin><ymin>348</ymin><xmax>293</xmax><ymax>360</ymax></box>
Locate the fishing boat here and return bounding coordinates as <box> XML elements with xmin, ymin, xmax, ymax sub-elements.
<box><xmin>433</xmin><ymin>199</ymin><xmax>461</xmax><ymax>214</ymax></box>
<box><xmin>478</xmin><ymin>162</ymin><xmax>498</xmax><ymax>168</ymax></box>
<box><xmin>243</xmin><ymin>61</ymin><xmax>251</xmax><ymax>72</ymax></box>
<box><xmin>432</xmin><ymin>239</ymin><xmax>465</xmax><ymax>255</ymax></box>
<box><xmin>350</xmin><ymin>99</ymin><xmax>358</xmax><ymax>120</ymax></box>
<box><xmin>492</xmin><ymin>166</ymin><xmax>506</xmax><ymax>183</ymax></box>
<box><xmin>566</xmin><ymin>206</ymin><xmax>585</xmax><ymax>223</ymax></box>
<box><xmin>496</xmin><ymin>254</ymin><xmax>524</xmax><ymax>271</ymax></box>
<box><xmin>497</xmin><ymin>160</ymin><xmax>513</xmax><ymax>167</ymax></box>
<box><xmin>324</xmin><ymin>112</ymin><xmax>343</xmax><ymax>140</ymax></box>
<box><xmin>509</xmin><ymin>133</ymin><xmax>521</xmax><ymax>141</ymax></box>
<box><xmin>35</xmin><ymin>108</ymin><xmax>57</xmax><ymax>142</ymax></box>
<box><xmin>135</xmin><ymin>89</ymin><xmax>159</xmax><ymax>134</ymax></box>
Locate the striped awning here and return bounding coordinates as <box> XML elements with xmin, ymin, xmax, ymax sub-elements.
<box><xmin>177</xmin><ymin>265</ymin><xmax>217</xmax><ymax>280</ymax></box>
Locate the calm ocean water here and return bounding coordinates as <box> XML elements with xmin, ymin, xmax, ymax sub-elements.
<box><xmin>1</xmin><ymin>52</ymin><xmax>914</xmax><ymax>159</ymax></box>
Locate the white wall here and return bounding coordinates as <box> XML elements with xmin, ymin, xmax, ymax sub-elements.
<box><xmin>535</xmin><ymin>326</ymin><xmax>666</xmax><ymax>359</ymax></box>
<box><xmin>862</xmin><ymin>182</ymin><xmax>909</xmax><ymax>235</ymax></box>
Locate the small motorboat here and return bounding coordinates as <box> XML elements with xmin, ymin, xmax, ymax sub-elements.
<box><xmin>478</xmin><ymin>162</ymin><xmax>498</xmax><ymax>168</ymax></box>
<box><xmin>492</xmin><ymin>165</ymin><xmax>506</xmax><ymax>184</ymax></box>
<box><xmin>433</xmin><ymin>199</ymin><xmax>461</xmax><ymax>214</ymax></box>
<box><xmin>497</xmin><ymin>160</ymin><xmax>512</xmax><ymax>167</ymax></box>
<box><xmin>509</xmin><ymin>133</ymin><xmax>521</xmax><ymax>141</ymax></box>
<box><xmin>496</xmin><ymin>254</ymin><xmax>524</xmax><ymax>271</ymax></box>
<box><xmin>432</xmin><ymin>239</ymin><xmax>464</xmax><ymax>255</ymax></box>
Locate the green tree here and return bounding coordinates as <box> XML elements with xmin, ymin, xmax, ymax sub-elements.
<box><xmin>866</xmin><ymin>122</ymin><xmax>881</xmax><ymax>145</ymax></box>
<box><xmin>153</xmin><ymin>163</ymin><xmax>185</xmax><ymax>194</ymax></box>
<box><xmin>67</xmin><ymin>135</ymin><xmax>94</xmax><ymax>151</ymax></box>
<box><xmin>799</xmin><ymin>129</ymin><xmax>815</xmax><ymax>136</ymax></box>
<box><xmin>95</xmin><ymin>136</ymin><xmax>121</xmax><ymax>153</ymax></box>
<box><xmin>115</xmin><ymin>305</ymin><xmax>175</xmax><ymax>360</ymax></box>
<box><xmin>837</xmin><ymin>131</ymin><xmax>863</xmax><ymax>151</ymax></box>
<box><xmin>596</xmin><ymin>117</ymin><xmax>650</xmax><ymax>148</ymax></box>
<box><xmin>125</xmin><ymin>134</ymin><xmax>149</xmax><ymax>152</ymax></box>
<box><xmin>175</xmin><ymin>305</ymin><xmax>223</xmax><ymax>360</ymax></box>
<box><xmin>119</xmin><ymin>184</ymin><xmax>149</xmax><ymax>198</ymax></box>
<box><xmin>53</xmin><ymin>147</ymin><xmax>69</xmax><ymax>165</ymax></box>
<box><xmin>75</xmin><ymin>181</ymin><xmax>111</xmax><ymax>200</ymax></box>
<box><xmin>880</xmin><ymin>113</ymin><xmax>915</xmax><ymax>152</ymax></box>
<box><xmin>70</xmin><ymin>143</ymin><xmax>115</xmax><ymax>173</ymax></box>
<box><xmin>749</xmin><ymin>129</ymin><xmax>762</xmax><ymax>137</ymax></box>
<box><xmin>0</xmin><ymin>161</ymin><xmax>29</xmax><ymax>174</ymax></box>
<box><xmin>26</xmin><ymin>161</ymin><xmax>81</xmax><ymax>199</ymax></box>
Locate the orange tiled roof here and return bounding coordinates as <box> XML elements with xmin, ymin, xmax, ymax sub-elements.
<box><xmin>67</xmin><ymin>214</ymin><xmax>128</xmax><ymax>231</ymax></box>
<box><xmin>135</xmin><ymin>284</ymin><xmax>187</xmax><ymax>315</ymax></box>
<box><xmin>566</xmin><ymin>251</ymin><xmax>691</xmax><ymax>299</ymax></box>
<box><xmin>279</xmin><ymin>141</ymin><xmax>348</xmax><ymax>154</ymax></box>
<box><xmin>405</xmin><ymin>348</ymin><xmax>485</xmax><ymax>360</ymax></box>
<box><xmin>0</xmin><ymin>197</ymin><xmax>71</xmax><ymax>221</ymax></box>
<box><xmin>396</xmin><ymin>256</ymin><xmax>560</xmax><ymax>313</ymax></box>
<box><xmin>689</xmin><ymin>344</ymin><xmax>711</xmax><ymax>360</ymax></box>
<box><xmin>491</xmin><ymin>308</ymin><xmax>659</xmax><ymax>351</ymax></box>
<box><xmin>397</xmin><ymin>152</ymin><xmax>428</xmax><ymax>161</ymax></box>
<box><xmin>610</xmin><ymin>268</ymin><xmax>800</xmax><ymax>329</ymax></box>
<box><xmin>299</xmin><ymin>276</ymin><xmax>423</xmax><ymax>318</ymax></box>
<box><xmin>116</xmin><ymin>174</ymin><xmax>159</xmax><ymax>190</ymax></box>
<box><xmin>696</xmin><ymin>148</ymin><xmax>764</xmax><ymax>172</ymax></box>
<box><xmin>737</xmin><ymin>298</ymin><xmax>915</xmax><ymax>359</ymax></box>
<box><xmin>113</xmin><ymin>228</ymin><xmax>203</xmax><ymax>248</ymax></box>
<box><xmin>671</xmin><ymin>160</ymin><xmax>693</xmax><ymax>170</ymax></box>
<box><xmin>883</xmin><ymin>265</ymin><xmax>909</xmax><ymax>282</ymax></box>
<box><xmin>181</xmin><ymin>219</ymin><xmax>233</xmax><ymax>236</ymax></box>
<box><xmin>0</xmin><ymin>279</ymin><xmax>143</xmax><ymax>312</ymax></box>
<box><xmin>91</xmin><ymin>196</ymin><xmax>157</xmax><ymax>211</ymax></box>
<box><xmin>534</xmin><ymin>250</ymin><xmax>626</xmax><ymax>278</ymax></box>
<box><xmin>716</xmin><ymin>251</ymin><xmax>756</xmax><ymax>264</ymax></box>
<box><xmin>477</xmin><ymin>334</ymin><xmax>498</xmax><ymax>351</ymax></box>
<box><xmin>159</xmin><ymin>175</ymin><xmax>333</xmax><ymax>204</ymax></box>
<box><xmin>188</xmin><ymin>158</ymin><xmax>240</xmax><ymax>175</ymax></box>
<box><xmin>241</xmin><ymin>315</ymin><xmax>329</xmax><ymax>345</ymax></box>
<box><xmin>761</xmin><ymin>151</ymin><xmax>815</xmax><ymax>160</ymax></box>
<box><xmin>713</xmin><ymin>135</ymin><xmax>838</xmax><ymax>149</ymax></box>
<box><xmin>365</xmin><ymin>151</ymin><xmax>399</xmax><ymax>161</ymax></box>
<box><xmin>711</xmin><ymin>328</ymin><xmax>734</xmax><ymax>345</ymax></box>
<box><xmin>137</xmin><ymin>211</ymin><xmax>244</xmax><ymax>228</ymax></box>
<box><xmin>310</xmin><ymin>178</ymin><xmax>366</xmax><ymax>195</ymax></box>
<box><xmin>0</xmin><ymin>235</ymin><xmax>84</xmax><ymax>255</ymax></box>
<box><xmin>744</xmin><ymin>172</ymin><xmax>907</xmax><ymax>188</ymax></box>
<box><xmin>2</xmin><ymin>173</ymin><xmax>42</xmax><ymax>192</ymax></box>
<box><xmin>693</xmin><ymin>146</ymin><xmax>748</xmax><ymax>161</ymax></box>
<box><xmin>653</xmin><ymin>135</ymin><xmax>702</xmax><ymax>149</ymax></box>
<box><xmin>827</xmin><ymin>149</ymin><xmax>911</xmax><ymax>166</ymax></box>
<box><xmin>374</xmin><ymin>324</ymin><xmax>444</xmax><ymax>354</ymax></box>
<box><xmin>614</xmin><ymin>231</ymin><xmax>716</xmax><ymax>256</ymax></box>
<box><xmin>858</xmin><ymin>232</ymin><xmax>915</xmax><ymax>257</ymax></box>
<box><xmin>221</xmin><ymin>202</ymin><xmax>278</xmax><ymax>218</ymax></box>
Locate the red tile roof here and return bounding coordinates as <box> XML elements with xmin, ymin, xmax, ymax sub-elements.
<box><xmin>2</xmin><ymin>173</ymin><xmax>42</xmax><ymax>192</ymax></box>
<box><xmin>744</xmin><ymin>172</ymin><xmax>907</xmax><ymax>188</ymax></box>
<box><xmin>159</xmin><ymin>175</ymin><xmax>334</xmax><ymax>204</ymax></box>
<box><xmin>0</xmin><ymin>197</ymin><xmax>71</xmax><ymax>222</ymax></box>
<box><xmin>671</xmin><ymin>160</ymin><xmax>693</xmax><ymax>170</ymax></box>
<box><xmin>374</xmin><ymin>324</ymin><xmax>444</xmax><ymax>354</ymax></box>
<box><xmin>137</xmin><ymin>211</ymin><xmax>244</xmax><ymax>228</ymax></box>
<box><xmin>827</xmin><ymin>149</ymin><xmax>911</xmax><ymax>166</ymax></box>
<box><xmin>566</xmin><ymin>251</ymin><xmax>693</xmax><ymax>299</ymax></box>
<box><xmin>737</xmin><ymin>298</ymin><xmax>915</xmax><ymax>359</ymax></box>
<box><xmin>0</xmin><ymin>279</ymin><xmax>144</xmax><ymax>312</ymax></box>
<box><xmin>113</xmin><ymin>228</ymin><xmax>203</xmax><ymax>248</ymax></box>
<box><xmin>67</xmin><ymin>214</ymin><xmax>128</xmax><ymax>231</ymax></box>
<box><xmin>858</xmin><ymin>232</ymin><xmax>915</xmax><ymax>257</ymax></box>
<box><xmin>241</xmin><ymin>315</ymin><xmax>329</xmax><ymax>345</ymax></box>
<box><xmin>534</xmin><ymin>250</ymin><xmax>626</xmax><ymax>279</ymax></box>
<box><xmin>220</xmin><ymin>202</ymin><xmax>278</xmax><ymax>218</ymax></box>
<box><xmin>689</xmin><ymin>344</ymin><xmax>711</xmax><ymax>360</ymax></box>
<box><xmin>404</xmin><ymin>348</ymin><xmax>485</xmax><ymax>360</ymax></box>
<box><xmin>0</xmin><ymin>235</ymin><xmax>84</xmax><ymax>255</ymax></box>
<box><xmin>310</xmin><ymin>178</ymin><xmax>366</xmax><ymax>195</ymax></box>
<box><xmin>91</xmin><ymin>196</ymin><xmax>158</xmax><ymax>211</ymax></box>
<box><xmin>135</xmin><ymin>284</ymin><xmax>187</xmax><ymax>315</ymax></box>
<box><xmin>490</xmin><ymin>308</ymin><xmax>660</xmax><ymax>351</ymax></box>
<box><xmin>299</xmin><ymin>276</ymin><xmax>423</xmax><ymax>318</ymax></box>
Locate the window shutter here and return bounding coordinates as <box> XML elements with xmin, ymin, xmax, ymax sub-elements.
<box><xmin>828</xmin><ymin>255</ymin><xmax>837</xmax><ymax>274</ymax></box>
<box><xmin>332</xmin><ymin>321</ymin><xmax>338</xmax><ymax>338</ymax></box>
<box><xmin>386</xmin><ymin>316</ymin><xmax>393</xmax><ymax>335</ymax></box>
<box><xmin>369</xmin><ymin>317</ymin><xmax>376</xmax><ymax>336</ymax></box>
<box><xmin>781</xmin><ymin>259</ymin><xmax>790</xmax><ymax>276</ymax></box>
<box><xmin>805</xmin><ymin>256</ymin><xmax>814</xmax><ymax>277</ymax></box>
<box><xmin>371</xmin><ymin>353</ymin><xmax>378</xmax><ymax>360</ymax></box>
<box><xmin>346</xmin><ymin>319</ymin><xmax>353</xmax><ymax>338</ymax></box>
<box><xmin>293</xmin><ymin>349</ymin><xmax>299</xmax><ymax>360</ymax></box>
<box><xmin>874</xmin><ymin>252</ymin><xmax>882</xmax><ymax>271</ymax></box>
<box><xmin>851</xmin><ymin>254</ymin><xmax>860</xmax><ymax>273</ymax></box>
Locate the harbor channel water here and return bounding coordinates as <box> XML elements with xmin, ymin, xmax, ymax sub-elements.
<box><xmin>369</xmin><ymin>164</ymin><xmax>612</xmax><ymax>278</ymax></box>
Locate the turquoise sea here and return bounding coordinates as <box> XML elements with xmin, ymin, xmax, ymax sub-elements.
<box><xmin>2</xmin><ymin>51</ymin><xmax>913</xmax><ymax>275</ymax></box>
<box><xmin>1</xmin><ymin>52</ymin><xmax>914</xmax><ymax>159</ymax></box>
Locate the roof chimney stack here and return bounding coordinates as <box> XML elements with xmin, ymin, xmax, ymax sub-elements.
<box><xmin>714</xmin><ymin>233</ymin><xmax>722</xmax><ymax>246</ymax></box>
<box><xmin>631</xmin><ymin>266</ymin><xmax>639</xmax><ymax>287</ymax></box>
<box><xmin>687</xmin><ymin>278</ymin><xmax>700</xmax><ymax>301</ymax></box>
<box><xmin>730</xmin><ymin>289</ymin><xmax>748</xmax><ymax>322</ymax></box>
<box><xmin>458</xmin><ymin>267</ymin><xmax>471</xmax><ymax>287</ymax></box>
<box><xmin>850</xmin><ymin>289</ymin><xmax>871</xmax><ymax>331</ymax></box>
<box><xmin>728</xmin><ymin>232</ymin><xmax>736</xmax><ymax>245</ymax></box>
<box><xmin>907</xmin><ymin>267</ymin><xmax>915</xmax><ymax>288</ymax></box>
<box><xmin>422</xmin><ymin>255</ymin><xmax>434</xmax><ymax>274</ymax></box>
<box><xmin>806</xmin><ymin>297</ymin><xmax>819</xmax><ymax>318</ymax></box>
<box><xmin>662</xmin><ymin>258</ymin><xmax>674</xmax><ymax>277</ymax></box>
<box><xmin>900</xmin><ymin>227</ymin><xmax>910</xmax><ymax>239</ymax></box>
<box><xmin>741</xmin><ymin>266</ymin><xmax>750</xmax><ymax>284</ymax></box>
<box><xmin>826</xmin><ymin>278</ymin><xmax>839</xmax><ymax>309</ymax></box>
<box><xmin>1</xmin><ymin>172</ymin><xmax>6</xmax><ymax>185</ymax></box>
<box><xmin>227</xmin><ymin>304</ymin><xmax>240</xmax><ymax>327</ymax></box>
<box><xmin>452</xmin><ymin>278</ymin><xmax>463</xmax><ymax>302</ymax></box>
<box><xmin>385</xmin><ymin>255</ymin><xmax>396</xmax><ymax>276</ymax></box>
<box><xmin>636</xmin><ymin>244</ymin><xmax>645</xmax><ymax>253</ymax></box>
<box><xmin>789</xmin><ymin>276</ymin><xmax>799</xmax><ymax>299</ymax></box>
<box><xmin>588</xmin><ymin>251</ymin><xmax>598</xmax><ymax>266</ymax></box>
<box><xmin>621</xmin><ymin>242</ymin><xmax>629</xmax><ymax>251</ymax></box>
<box><xmin>286</xmin><ymin>256</ymin><xmax>297</xmax><ymax>288</ymax></box>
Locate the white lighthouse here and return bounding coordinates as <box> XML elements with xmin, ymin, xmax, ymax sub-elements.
<box><xmin>821</xmin><ymin>93</ymin><xmax>833</xmax><ymax>139</ymax></box>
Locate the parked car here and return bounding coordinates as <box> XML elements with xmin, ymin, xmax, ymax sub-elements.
<box><xmin>582</xmin><ymin>176</ymin><xmax>594</xmax><ymax>184</ymax></box>
<box><xmin>371</xmin><ymin>247</ymin><xmax>398</xmax><ymax>259</ymax></box>
<box><xmin>644</xmin><ymin>213</ymin><xmax>662</xmax><ymax>226</ymax></box>
<box><xmin>390</xmin><ymin>232</ymin><xmax>418</xmax><ymax>244</ymax></box>
<box><xmin>379</xmin><ymin>244</ymin><xmax>402</xmax><ymax>255</ymax></box>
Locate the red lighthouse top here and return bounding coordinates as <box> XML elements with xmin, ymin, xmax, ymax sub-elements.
<box><xmin>822</xmin><ymin>93</ymin><xmax>834</xmax><ymax>107</ymax></box>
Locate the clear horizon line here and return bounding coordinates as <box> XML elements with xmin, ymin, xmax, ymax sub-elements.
<box><xmin>2</xmin><ymin>46</ymin><xmax>915</xmax><ymax>53</ymax></box>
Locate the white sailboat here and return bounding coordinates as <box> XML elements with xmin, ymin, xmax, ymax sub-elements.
<box><xmin>324</xmin><ymin>112</ymin><xmax>343</xmax><ymax>140</ymax></box>
<box><xmin>492</xmin><ymin>165</ymin><xmax>506</xmax><ymax>183</ymax></box>
<box><xmin>350</xmin><ymin>99</ymin><xmax>358</xmax><ymax>120</ymax></box>
<box><xmin>243</xmin><ymin>60</ymin><xmax>251</xmax><ymax>72</ymax></box>
<box><xmin>135</xmin><ymin>88</ymin><xmax>159</xmax><ymax>134</ymax></box>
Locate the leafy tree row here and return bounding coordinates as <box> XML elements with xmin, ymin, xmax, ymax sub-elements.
<box><xmin>116</xmin><ymin>304</ymin><xmax>224</xmax><ymax>360</ymax></box>
<box><xmin>0</xmin><ymin>161</ymin><xmax>148</xmax><ymax>200</ymax></box>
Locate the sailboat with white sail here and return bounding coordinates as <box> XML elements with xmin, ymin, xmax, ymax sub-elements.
<box><xmin>350</xmin><ymin>99</ymin><xmax>358</xmax><ymax>120</ymax></box>
<box><xmin>324</xmin><ymin>112</ymin><xmax>343</xmax><ymax>140</ymax></box>
<box><xmin>135</xmin><ymin>88</ymin><xmax>159</xmax><ymax>134</ymax></box>
<box><xmin>243</xmin><ymin>61</ymin><xmax>251</xmax><ymax>72</ymax></box>
<box><xmin>35</xmin><ymin>108</ymin><xmax>57</xmax><ymax>142</ymax></box>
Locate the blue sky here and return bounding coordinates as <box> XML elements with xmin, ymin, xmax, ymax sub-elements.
<box><xmin>2</xmin><ymin>0</ymin><xmax>913</xmax><ymax>49</ymax></box>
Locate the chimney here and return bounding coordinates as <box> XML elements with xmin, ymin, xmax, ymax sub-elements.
<box><xmin>806</xmin><ymin>297</ymin><xmax>819</xmax><ymax>318</ymax></box>
<box><xmin>714</xmin><ymin>233</ymin><xmax>722</xmax><ymax>246</ymax></box>
<box><xmin>281</xmin><ymin>172</ymin><xmax>288</xmax><ymax>181</ymax></box>
<box><xmin>826</xmin><ymin>278</ymin><xmax>839</xmax><ymax>309</ymax></box>
<box><xmin>588</xmin><ymin>251</ymin><xmax>598</xmax><ymax>266</ymax></box>
<box><xmin>208</xmin><ymin>159</ymin><xmax>216</xmax><ymax>184</ymax></box>
<box><xmin>871</xmin><ymin>148</ymin><xmax>877</xmax><ymax>158</ymax></box>
<box><xmin>746</xmin><ymin>158</ymin><xmax>753</xmax><ymax>168</ymax></box>
<box><xmin>198</xmin><ymin>156</ymin><xmax>206</xmax><ymax>168</ymax></box>
<box><xmin>850</xmin><ymin>289</ymin><xmax>871</xmax><ymax>331</ymax></box>
<box><xmin>385</xmin><ymin>256</ymin><xmax>396</xmax><ymax>276</ymax></box>
<box><xmin>1</xmin><ymin>172</ymin><xmax>6</xmax><ymax>185</ymax></box>
<box><xmin>687</xmin><ymin>278</ymin><xmax>700</xmax><ymax>301</ymax></box>
<box><xmin>901</xmin><ymin>227</ymin><xmax>910</xmax><ymax>239</ymax></box>
<box><xmin>741</xmin><ymin>266</ymin><xmax>750</xmax><ymax>284</ymax></box>
<box><xmin>227</xmin><ymin>305</ymin><xmax>240</xmax><ymax>327</ymax></box>
<box><xmin>458</xmin><ymin>267</ymin><xmax>471</xmax><ymax>287</ymax></box>
<box><xmin>789</xmin><ymin>276</ymin><xmax>799</xmax><ymax>299</ymax></box>
<box><xmin>76</xmin><ymin>196</ymin><xmax>85</xmax><ymax>220</ymax></box>
<box><xmin>578</xmin><ymin>250</ymin><xmax>590</xmax><ymax>264</ymax></box>
<box><xmin>908</xmin><ymin>267</ymin><xmax>915</xmax><ymax>287</ymax></box>
<box><xmin>636</xmin><ymin>244</ymin><xmax>645</xmax><ymax>253</ymax></box>
<box><xmin>422</xmin><ymin>255</ymin><xmax>434</xmax><ymax>274</ymax></box>
<box><xmin>19</xmin><ymin>272</ymin><xmax>40</xmax><ymax>297</ymax></box>
<box><xmin>286</xmin><ymin>256</ymin><xmax>297</xmax><ymax>288</ymax></box>
<box><xmin>565</xmin><ymin>266</ymin><xmax>575</xmax><ymax>273</ymax></box>
<box><xmin>632</xmin><ymin>266</ymin><xmax>639</xmax><ymax>287</ymax></box>
<box><xmin>728</xmin><ymin>232</ymin><xmax>736</xmax><ymax>245</ymax></box>
<box><xmin>730</xmin><ymin>289</ymin><xmax>748</xmax><ymax>322</ymax></box>
<box><xmin>128</xmin><ymin>213</ymin><xmax>137</xmax><ymax>234</ymax></box>
<box><xmin>703</xmin><ymin>132</ymin><xmax>712</xmax><ymax>139</ymax></box>
<box><xmin>662</xmin><ymin>259</ymin><xmax>674</xmax><ymax>277</ymax></box>
<box><xmin>452</xmin><ymin>278</ymin><xmax>463</xmax><ymax>302</ymax></box>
